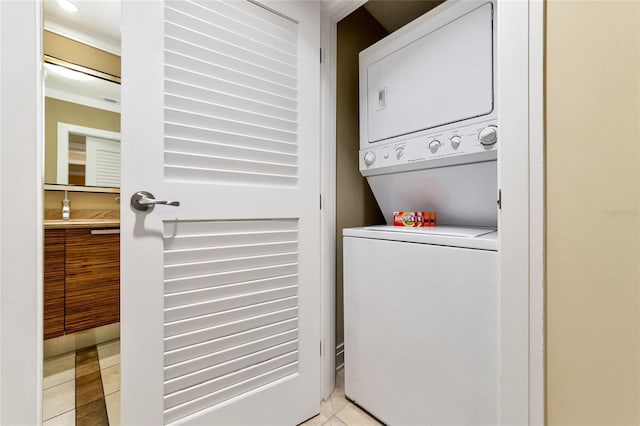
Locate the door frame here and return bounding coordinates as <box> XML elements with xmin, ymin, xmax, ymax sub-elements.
<box><xmin>319</xmin><ymin>0</ymin><xmax>545</xmax><ymax>424</ymax></box>
<box><xmin>0</xmin><ymin>1</ymin><xmax>44</xmax><ymax>424</ymax></box>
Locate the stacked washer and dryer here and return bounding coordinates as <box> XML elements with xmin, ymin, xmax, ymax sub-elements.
<box><xmin>343</xmin><ymin>1</ymin><xmax>499</xmax><ymax>425</ymax></box>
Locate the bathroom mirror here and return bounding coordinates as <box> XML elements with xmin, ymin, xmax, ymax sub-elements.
<box><xmin>44</xmin><ymin>56</ymin><xmax>121</xmax><ymax>188</ymax></box>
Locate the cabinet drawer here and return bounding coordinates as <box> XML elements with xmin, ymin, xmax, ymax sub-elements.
<box><xmin>44</xmin><ymin>229</ymin><xmax>65</xmax><ymax>339</ymax></box>
<box><xmin>64</xmin><ymin>228</ymin><xmax>120</xmax><ymax>334</ymax></box>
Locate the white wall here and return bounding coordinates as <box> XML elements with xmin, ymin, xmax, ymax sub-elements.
<box><xmin>0</xmin><ymin>1</ymin><xmax>42</xmax><ymax>424</ymax></box>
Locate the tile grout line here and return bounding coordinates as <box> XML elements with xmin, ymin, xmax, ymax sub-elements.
<box><xmin>44</xmin><ymin>409</ymin><xmax>75</xmax><ymax>424</ymax></box>
<box><xmin>42</xmin><ymin>352</ymin><xmax>76</xmax><ymax>423</ymax></box>
<box><xmin>99</xmin><ymin>341</ymin><xmax>121</xmax><ymax>425</ymax></box>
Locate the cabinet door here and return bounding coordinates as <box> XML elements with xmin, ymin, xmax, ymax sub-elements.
<box><xmin>65</xmin><ymin>228</ymin><xmax>120</xmax><ymax>334</ymax></box>
<box><xmin>44</xmin><ymin>229</ymin><xmax>65</xmax><ymax>339</ymax></box>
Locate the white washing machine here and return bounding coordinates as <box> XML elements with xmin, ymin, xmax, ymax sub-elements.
<box><xmin>343</xmin><ymin>226</ymin><xmax>498</xmax><ymax>425</ymax></box>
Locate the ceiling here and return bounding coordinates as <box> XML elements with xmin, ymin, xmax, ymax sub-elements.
<box><xmin>43</xmin><ymin>0</ymin><xmax>121</xmax><ymax>54</ymax></box>
<box><xmin>44</xmin><ymin>62</ymin><xmax>121</xmax><ymax>112</ymax></box>
<box><xmin>363</xmin><ymin>0</ymin><xmax>444</xmax><ymax>33</ymax></box>
<box><xmin>43</xmin><ymin>1</ymin><xmax>120</xmax><ymax>112</ymax></box>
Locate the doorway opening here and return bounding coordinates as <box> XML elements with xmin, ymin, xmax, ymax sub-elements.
<box><xmin>321</xmin><ymin>0</ymin><xmax>545</xmax><ymax>424</ymax></box>
<box><xmin>41</xmin><ymin>1</ymin><xmax>122</xmax><ymax>424</ymax></box>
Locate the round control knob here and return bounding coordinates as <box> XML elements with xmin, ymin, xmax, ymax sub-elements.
<box><xmin>364</xmin><ymin>151</ymin><xmax>376</xmax><ymax>167</ymax></box>
<box><xmin>395</xmin><ymin>147</ymin><xmax>405</xmax><ymax>159</ymax></box>
<box><xmin>478</xmin><ymin>125</ymin><xmax>498</xmax><ymax>146</ymax></box>
<box><xmin>428</xmin><ymin>140</ymin><xmax>441</xmax><ymax>154</ymax></box>
<box><xmin>450</xmin><ymin>135</ymin><xmax>462</xmax><ymax>150</ymax></box>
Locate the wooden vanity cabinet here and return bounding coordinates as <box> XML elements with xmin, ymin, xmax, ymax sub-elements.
<box><xmin>43</xmin><ymin>227</ymin><xmax>120</xmax><ymax>339</ymax></box>
<box><xmin>43</xmin><ymin>229</ymin><xmax>65</xmax><ymax>339</ymax></box>
<box><xmin>64</xmin><ymin>228</ymin><xmax>120</xmax><ymax>334</ymax></box>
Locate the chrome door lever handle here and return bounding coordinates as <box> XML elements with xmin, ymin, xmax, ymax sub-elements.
<box><xmin>131</xmin><ymin>191</ymin><xmax>180</xmax><ymax>212</ymax></box>
<box><xmin>138</xmin><ymin>198</ymin><xmax>180</xmax><ymax>207</ymax></box>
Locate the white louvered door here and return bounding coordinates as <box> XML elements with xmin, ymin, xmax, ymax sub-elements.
<box><xmin>121</xmin><ymin>1</ymin><xmax>320</xmax><ymax>425</ymax></box>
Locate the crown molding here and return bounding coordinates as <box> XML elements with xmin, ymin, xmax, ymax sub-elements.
<box><xmin>44</xmin><ymin>18</ymin><xmax>120</xmax><ymax>56</ymax></box>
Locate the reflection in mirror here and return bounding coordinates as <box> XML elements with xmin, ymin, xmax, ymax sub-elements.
<box><xmin>44</xmin><ymin>57</ymin><xmax>121</xmax><ymax>188</ymax></box>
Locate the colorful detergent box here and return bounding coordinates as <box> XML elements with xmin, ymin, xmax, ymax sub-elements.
<box><xmin>422</xmin><ymin>211</ymin><xmax>437</xmax><ymax>227</ymax></box>
<box><xmin>393</xmin><ymin>211</ymin><xmax>437</xmax><ymax>227</ymax></box>
<box><xmin>393</xmin><ymin>211</ymin><xmax>419</xmax><ymax>227</ymax></box>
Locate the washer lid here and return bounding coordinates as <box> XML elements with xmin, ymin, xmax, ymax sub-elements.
<box><xmin>364</xmin><ymin>225</ymin><xmax>494</xmax><ymax>238</ymax></box>
<box><xmin>343</xmin><ymin>225</ymin><xmax>498</xmax><ymax>251</ymax></box>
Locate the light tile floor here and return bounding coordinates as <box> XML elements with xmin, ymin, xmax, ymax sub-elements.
<box><xmin>45</xmin><ymin>346</ymin><xmax>373</xmax><ymax>426</ymax></box>
<box><xmin>301</xmin><ymin>370</ymin><xmax>382</xmax><ymax>426</ymax></box>
<box><xmin>43</xmin><ymin>339</ymin><xmax>121</xmax><ymax>426</ymax></box>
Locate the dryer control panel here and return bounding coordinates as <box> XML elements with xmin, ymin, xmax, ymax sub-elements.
<box><xmin>359</xmin><ymin>120</ymin><xmax>497</xmax><ymax>176</ymax></box>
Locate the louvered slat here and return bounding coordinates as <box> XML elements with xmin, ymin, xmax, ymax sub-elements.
<box><xmin>165</xmin><ymin>122</ymin><xmax>297</xmax><ymax>154</ymax></box>
<box><xmin>165</xmin><ymin>286</ymin><xmax>297</xmax><ymax>323</ymax></box>
<box><xmin>165</xmin><ymin>296</ymin><xmax>298</xmax><ymax>337</ymax></box>
<box><xmin>165</xmin><ymin>307</ymin><xmax>298</xmax><ymax>352</ymax></box>
<box><xmin>95</xmin><ymin>149</ymin><xmax>120</xmax><ymax>187</ymax></box>
<box><xmin>164</xmin><ymin>137</ymin><xmax>297</xmax><ymax>166</ymax></box>
<box><xmin>165</xmin><ymin>353</ymin><xmax>298</xmax><ymax>411</ymax></box>
<box><xmin>165</xmin><ymin>328</ymin><xmax>298</xmax><ymax>380</ymax></box>
<box><xmin>163</xmin><ymin>0</ymin><xmax>299</xmax><ymax>187</ymax></box>
<box><xmin>165</xmin><ymin>109</ymin><xmax>296</xmax><ymax>143</ymax></box>
<box><xmin>169</xmin><ymin>0</ymin><xmax>297</xmax><ymax>57</ymax></box>
<box><xmin>165</xmin><ymin>37</ymin><xmax>296</xmax><ymax>91</ymax></box>
<box><xmin>165</xmin><ymin>274</ymin><xmax>297</xmax><ymax>308</ymax></box>
<box><xmin>165</xmin><ymin>252</ymin><xmax>298</xmax><ymax>280</ymax></box>
<box><xmin>164</xmin><ymin>361</ymin><xmax>298</xmax><ymax>424</ymax></box>
<box><xmin>164</xmin><ymin>151</ymin><xmax>297</xmax><ymax>179</ymax></box>
<box><xmin>164</xmin><ymin>50</ymin><xmax>296</xmax><ymax>100</ymax></box>
<box><xmin>163</xmin><ymin>218</ymin><xmax>299</xmax><ymax>420</ymax></box>
<box><xmin>165</xmin><ymin>94</ymin><xmax>297</xmax><ymax>132</ymax></box>
<box><xmin>165</xmin><ymin>340</ymin><xmax>298</xmax><ymax>396</ymax></box>
<box><xmin>224</xmin><ymin>0</ymin><xmax>298</xmax><ymax>38</ymax></box>
<box><xmin>163</xmin><ymin>16</ymin><xmax>296</xmax><ymax>77</ymax></box>
<box><xmin>165</xmin><ymin>219</ymin><xmax>298</xmax><ymax>235</ymax></box>
<box><xmin>165</xmin><ymin>241</ymin><xmax>298</xmax><ymax>264</ymax></box>
<box><xmin>165</xmin><ymin>229</ymin><xmax>298</xmax><ymax>250</ymax></box>
<box><xmin>164</xmin><ymin>79</ymin><xmax>297</xmax><ymax>121</ymax></box>
<box><xmin>165</xmin><ymin>317</ymin><xmax>297</xmax><ymax>366</ymax></box>
<box><xmin>165</xmin><ymin>65</ymin><xmax>297</xmax><ymax>110</ymax></box>
<box><xmin>165</xmin><ymin>263</ymin><xmax>298</xmax><ymax>294</ymax></box>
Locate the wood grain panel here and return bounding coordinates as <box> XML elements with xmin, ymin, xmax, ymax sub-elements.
<box><xmin>65</xmin><ymin>228</ymin><xmax>120</xmax><ymax>334</ymax></box>
<box><xmin>44</xmin><ymin>229</ymin><xmax>65</xmax><ymax>339</ymax></box>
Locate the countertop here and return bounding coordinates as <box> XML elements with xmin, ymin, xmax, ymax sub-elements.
<box><xmin>44</xmin><ymin>219</ymin><xmax>120</xmax><ymax>229</ymax></box>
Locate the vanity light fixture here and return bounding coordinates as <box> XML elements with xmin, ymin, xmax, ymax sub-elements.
<box><xmin>57</xmin><ymin>0</ymin><xmax>79</xmax><ymax>13</ymax></box>
<box><xmin>47</xmin><ymin>63</ymin><xmax>93</xmax><ymax>81</ymax></box>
